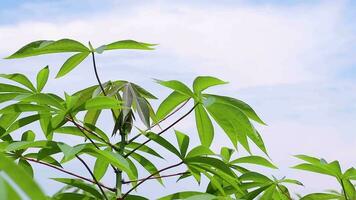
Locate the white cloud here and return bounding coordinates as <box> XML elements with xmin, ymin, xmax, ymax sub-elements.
<box><xmin>0</xmin><ymin>1</ymin><xmax>354</xmax><ymax>88</ymax></box>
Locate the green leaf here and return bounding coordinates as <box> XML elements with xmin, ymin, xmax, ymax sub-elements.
<box><xmin>144</xmin><ymin>132</ymin><xmax>181</xmax><ymax>157</ymax></box>
<box><xmin>53</xmin><ymin>193</ymin><xmax>96</xmax><ymax>200</ymax></box>
<box><xmin>0</xmin><ymin>83</ymin><xmax>31</xmax><ymax>93</ymax></box>
<box><xmin>300</xmin><ymin>193</ymin><xmax>341</xmax><ymax>200</ymax></box>
<box><xmin>126</xmin><ymin>142</ymin><xmax>163</xmax><ymax>159</ymax></box>
<box><xmin>129</xmin><ymin>152</ymin><xmax>163</xmax><ymax>185</ymax></box>
<box><xmin>0</xmin><ymin>93</ymin><xmax>23</xmax><ymax>103</ymax></box>
<box><xmin>175</xmin><ymin>130</ymin><xmax>190</xmax><ymax>158</ymax></box>
<box><xmin>103</xmin><ymin>40</ymin><xmax>156</xmax><ymax>51</ymax></box>
<box><xmin>186</xmin><ymin>145</ymin><xmax>215</xmax><ymax>158</ymax></box>
<box><xmin>20</xmin><ymin>93</ymin><xmax>64</xmax><ymax>109</ymax></box>
<box><xmin>56</xmin><ymin>52</ymin><xmax>90</xmax><ymax>78</ymax></box>
<box><xmin>156</xmin><ymin>91</ymin><xmax>190</xmax><ymax>121</ymax></box>
<box><xmin>93</xmin><ymin>148</ymin><xmax>110</xmax><ymax>181</ymax></box>
<box><xmin>155</xmin><ymin>79</ymin><xmax>194</xmax><ymax>97</ymax></box>
<box><xmin>0</xmin><ymin>73</ymin><xmax>36</xmax><ymax>92</ymax></box>
<box><xmin>194</xmin><ymin>104</ymin><xmax>214</xmax><ymax>147</ymax></box>
<box><xmin>0</xmin><ymin>153</ymin><xmax>47</xmax><ymax>200</ymax></box>
<box><xmin>193</xmin><ymin>76</ymin><xmax>227</xmax><ymax>93</ymax></box>
<box><xmin>220</xmin><ymin>147</ymin><xmax>234</xmax><ymax>163</ymax></box>
<box><xmin>52</xmin><ymin>178</ymin><xmax>102</xmax><ymax>199</ymax></box>
<box><xmin>18</xmin><ymin>158</ymin><xmax>34</xmax><ymax>177</ymax></box>
<box><xmin>0</xmin><ymin>103</ymin><xmax>53</xmax><ymax>114</ymax></box>
<box><xmin>85</xmin><ymin>148</ymin><xmax>136</xmax><ymax>180</ymax></box>
<box><xmin>203</xmin><ymin>94</ymin><xmax>266</xmax><ymax>125</ymax></box>
<box><xmin>6</xmin><ymin>39</ymin><xmax>89</xmax><ymax>59</ymax></box>
<box><xmin>158</xmin><ymin>191</ymin><xmax>211</xmax><ymax>200</ymax></box>
<box><xmin>58</xmin><ymin>143</ymin><xmax>86</xmax><ymax>163</ymax></box>
<box><xmin>5</xmin><ymin>140</ymin><xmax>58</xmax><ymax>152</ymax></box>
<box><xmin>36</xmin><ymin>66</ymin><xmax>49</xmax><ymax>92</ymax></box>
<box><xmin>0</xmin><ymin>176</ymin><xmax>22</xmax><ymax>200</ymax></box>
<box><xmin>21</xmin><ymin>130</ymin><xmax>36</xmax><ymax>142</ymax></box>
<box><xmin>2</xmin><ymin>114</ymin><xmax>41</xmax><ymax>137</ymax></box>
<box><xmin>230</xmin><ymin>156</ymin><xmax>277</xmax><ymax>169</ymax></box>
<box><xmin>82</xmin><ymin>96</ymin><xmax>121</xmax><ymax>110</ymax></box>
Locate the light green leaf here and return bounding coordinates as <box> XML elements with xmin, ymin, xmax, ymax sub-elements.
<box><xmin>0</xmin><ymin>103</ymin><xmax>53</xmax><ymax>114</ymax></box>
<box><xmin>156</xmin><ymin>91</ymin><xmax>190</xmax><ymax>121</ymax></box>
<box><xmin>3</xmin><ymin>114</ymin><xmax>41</xmax><ymax>137</ymax></box>
<box><xmin>58</xmin><ymin>143</ymin><xmax>86</xmax><ymax>163</ymax></box>
<box><xmin>203</xmin><ymin>94</ymin><xmax>266</xmax><ymax>125</ymax></box>
<box><xmin>220</xmin><ymin>147</ymin><xmax>234</xmax><ymax>163</ymax></box>
<box><xmin>155</xmin><ymin>79</ymin><xmax>194</xmax><ymax>97</ymax></box>
<box><xmin>186</xmin><ymin>145</ymin><xmax>215</xmax><ymax>158</ymax></box>
<box><xmin>129</xmin><ymin>152</ymin><xmax>163</xmax><ymax>185</ymax></box>
<box><xmin>18</xmin><ymin>158</ymin><xmax>34</xmax><ymax>177</ymax></box>
<box><xmin>193</xmin><ymin>76</ymin><xmax>227</xmax><ymax>93</ymax></box>
<box><xmin>175</xmin><ymin>130</ymin><xmax>190</xmax><ymax>158</ymax></box>
<box><xmin>194</xmin><ymin>104</ymin><xmax>214</xmax><ymax>147</ymax></box>
<box><xmin>0</xmin><ymin>73</ymin><xmax>36</xmax><ymax>92</ymax></box>
<box><xmin>0</xmin><ymin>93</ymin><xmax>23</xmax><ymax>103</ymax></box>
<box><xmin>144</xmin><ymin>132</ymin><xmax>181</xmax><ymax>157</ymax></box>
<box><xmin>82</xmin><ymin>96</ymin><xmax>121</xmax><ymax>110</ymax></box>
<box><xmin>0</xmin><ymin>153</ymin><xmax>47</xmax><ymax>200</ymax></box>
<box><xmin>52</xmin><ymin>178</ymin><xmax>102</xmax><ymax>199</ymax></box>
<box><xmin>158</xmin><ymin>191</ymin><xmax>210</xmax><ymax>200</ymax></box>
<box><xmin>0</xmin><ymin>83</ymin><xmax>31</xmax><ymax>93</ymax></box>
<box><xmin>230</xmin><ymin>156</ymin><xmax>277</xmax><ymax>169</ymax></box>
<box><xmin>20</xmin><ymin>93</ymin><xmax>64</xmax><ymax>109</ymax></box>
<box><xmin>56</xmin><ymin>52</ymin><xmax>90</xmax><ymax>78</ymax></box>
<box><xmin>36</xmin><ymin>66</ymin><xmax>49</xmax><ymax>92</ymax></box>
<box><xmin>300</xmin><ymin>193</ymin><xmax>341</xmax><ymax>200</ymax></box>
<box><xmin>6</xmin><ymin>39</ymin><xmax>89</xmax><ymax>59</ymax></box>
<box><xmin>93</xmin><ymin>148</ymin><xmax>110</xmax><ymax>181</ymax></box>
<box><xmin>104</xmin><ymin>40</ymin><xmax>156</xmax><ymax>51</ymax></box>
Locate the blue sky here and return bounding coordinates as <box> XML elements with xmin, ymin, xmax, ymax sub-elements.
<box><xmin>1</xmin><ymin>0</ymin><xmax>356</xmax><ymax>198</ymax></box>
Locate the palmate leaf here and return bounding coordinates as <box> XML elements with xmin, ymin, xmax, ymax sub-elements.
<box><xmin>5</xmin><ymin>39</ymin><xmax>89</xmax><ymax>59</ymax></box>
<box><xmin>230</xmin><ymin>156</ymin><xmax>278</xmax><ymax>169</ymax></box>
<box><xmin>2</xmin><ymin>114</ymin><xmax>41</xmax><ymax>138</ymax></box>
<box><xmin>144</xmin><ymin>132</ymin><xmax>181</xmax><ymax>157</ymax></box>
<box><xmin>0</xmin><ymin>153</ymin><xmax>47</xmax><ymax>200</ymax></box>
<box><xmin>155</xmin><ymin>79</ymin><xmax>194</xmax><ymax>97</ymax></box>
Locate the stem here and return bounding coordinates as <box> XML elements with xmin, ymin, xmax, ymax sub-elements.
<box><xmin>21</xmin><ymin>156</ymin><xmax>115</xmax><ymax>192</ymax></box>
<box><xmin>122</xmin><ymin>172</ymin><xmax>188</xmax><ymax>184</ymax></box>
<box><xmin>124</xmin><ymin>103</ymin><xmax>198</xmax><ymax>158</ymax></box>
<box><xmin>91</xmin><ymin>51</ymin><xmax>106</xmax><ymax>95</ymax></box>
<box><xmin>116</xmin><ymin>133</ymin><xmax>126</xmax><ymax>197</ymax></box>
<box><xmin>128</xmin><ymin>99</ymin><xmax>190</xmax><ymax>144</ymax></box>
<box><xmin>76</xmin><ymin>155</ymin><xmax>108</xmax><ymax>200</ymax></box>
<box><xmin>121</xmin><ymin>161</ymin><xmax>184</xmax><ymax>199</ymax></box>
<box><xmin>90</xmin><ymin>50</ymin><xmax>124</xmax><ymax>198</ymax></box>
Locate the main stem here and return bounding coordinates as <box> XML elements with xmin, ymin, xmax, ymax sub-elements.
<box><xmin>91</xmin><ymin>51</ymin><xmax>125</xmax><ymax>198</ymax></box>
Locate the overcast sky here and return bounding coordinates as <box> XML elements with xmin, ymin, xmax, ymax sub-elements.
<box><xmin>1</xmin><ymin>0</ymin><xmax>356</xmax><ymax>198</ymax></box>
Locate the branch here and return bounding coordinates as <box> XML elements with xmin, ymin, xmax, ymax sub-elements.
<box><xmin>124</xmin><ymin>103</ymin><xmax>198</xmax><ymax>158</ymax></box>
<box><xmin>127</xmin><ymin>99</ymin><xmax>190</xmax><ymax>144</ymax></box>
<box><xmin>21</xmin><ymin>156</ymin><xmax>115</xmax><ymax>192</ymax></box>
<box><xmin>122</xmin><ymin>172</ymin><xmax>188</xmax><ymax>184</ymax></box>
<box><xmin>91</xmin><ymin>51</ymin><xmax>107</xmax><ymax>95</ymax></box>
<box><xmin>120</xmin><ymin>161</ymin><xmax>184</xmax><ymax>199</ymax></box>
<box><xmin>67</xmin><ymin>117</ymin><xmax>120</xmax><ymax>152</ymax></box>
<box><xmin>76</xmin><ymin>155</ymin><xmax>109</xmax><ymax>200</ymax></box>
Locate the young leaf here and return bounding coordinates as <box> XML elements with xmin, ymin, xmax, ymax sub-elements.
<box><xmin>36</xmin><ymin>66</ymin><xmax>49</xmax><ymax>92</ymax></box>
<box><xmin>6</xmin><ymin>39</ymin><xmax>89</xmax><ymax>59</ymax></box>
<box><xmin>56</xmin><ymin>52</ymin><xmax>90</xmax><ymax>78</ymax></box>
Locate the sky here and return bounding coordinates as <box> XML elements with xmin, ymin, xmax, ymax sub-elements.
<box><xmin>1</xmin><ymin>0</ymin><xmax>356</xmax><ymax>198</ymax></box>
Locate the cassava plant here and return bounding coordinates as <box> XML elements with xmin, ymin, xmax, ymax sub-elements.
<box><xmin>0</xmin><ymin>38</ymin><xmax>355</xmax><ymax>200</ymax></box>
